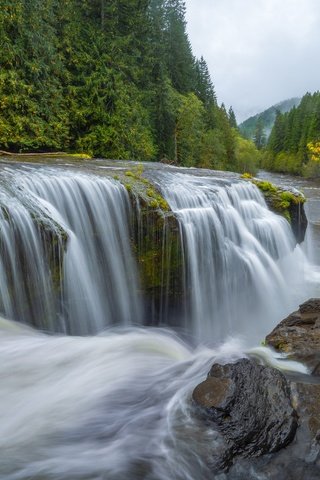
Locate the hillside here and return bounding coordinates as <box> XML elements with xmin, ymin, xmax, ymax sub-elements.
<box><xmin>263</xmin><ymin>91</ymin><xmax>320</xmax><ymax>176</ymax></box>
<box><xmin>0</xmin><ymin>0</ymin><xmax>261</xmax><ymax>173</ymax></box>
<box><xmin>239</xmin><ymin>98</ymin><xmax>301</xmax><ymax>140</ymax></box>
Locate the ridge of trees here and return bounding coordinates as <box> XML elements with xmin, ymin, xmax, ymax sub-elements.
<box><xmin>263</xmin><ymin>91</ymin><xmax>320</xmax><ymax>176</ymax></box>
<box><xmin>0</xmin><ymin>0</ymin><xmax>260</xmax><ymax>172</ymax></box>
<box><xmin>239</xmin><ymin>97</ymin><xmax>301</xmax><ymax>143</ymax></box>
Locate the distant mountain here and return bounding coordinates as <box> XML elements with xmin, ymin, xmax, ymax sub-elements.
<box><xmin>239</xmin><ymin>98</ymin><xmax>301</xmax><ymax>140</ymax></box>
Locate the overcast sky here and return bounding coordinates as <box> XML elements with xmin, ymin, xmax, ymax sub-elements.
<box><xmin>185</xmin><ymin>0</ymin><xmax>320</xmax><ymax>123</ymax></box>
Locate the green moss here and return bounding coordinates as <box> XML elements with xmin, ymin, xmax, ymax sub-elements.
<box><xmin>253</xmin><ymin>180</ymin><xmax>277</xmax><ymax>193</ymax></box>
<box><xmin>134</xmin><ymin>211</ymin><xmax>182</xmax><ymax>294</ymax></box>
<box><xmin>149</xmin><ymin>199</ymin><xmax>159</xmax><ymax>208</ymax></box>
<box><xmin>65</xmin><ymin>153</ymin><xmax>92</xmax><ymax>159</ymax></box>
<box><xmin>240</xmin><ymin>172</ymin><xmax>253</xmax><ymax>179</ymax></box>
<box><xmin>125</xmin><ymin>163</ymin><xmax>145</xmax><ymax>180</ymax></box>
<box><xmin>274</xmin><ymin>341</ymin><xmax>290</xmax><ymax>353</ymax></box>
<box><xmin>146</xmin><ymin>187</ymin><xmax>169</xmax><ymax>211</ymax></box>
<box><xmin>242</xmin><ymin>176</ymin><xmax>305</xmax><ymax>224</ymax></box>
<box><xmin>113</xmin><ymin>164</ymin><xmax>170</xmax><ymax>213</ymax></box>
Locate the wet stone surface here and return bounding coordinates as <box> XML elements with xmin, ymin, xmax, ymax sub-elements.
<box><xmin>266</xmin><ymin>298</ymin><xmax>320</xmax><ymax>372</ymax></box>
<box><xmin>192</xmin><ymin>358</ymin><xmax>298</xmax><ymax>472</ymax></box>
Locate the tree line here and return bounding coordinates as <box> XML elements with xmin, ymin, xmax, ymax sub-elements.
<box><xmin>263</xmin><ymin>91</ymin><xmax>320</xmax><ymax>176</ymax></box>
<box><xmin>0</xmin><ymin>0</ymin><xmax>260</xmax><ymax>172</ymax></box>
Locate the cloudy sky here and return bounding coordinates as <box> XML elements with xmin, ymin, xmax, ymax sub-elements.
<box><xmin>185</xmin><ymin>0</ymin><xmax>320</xmax><ymax>123</ymax></box>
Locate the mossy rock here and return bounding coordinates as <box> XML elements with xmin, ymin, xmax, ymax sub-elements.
<box><xmin>129</xmin><ymin>197</ymin><xmax>184</xmax><ymax>325</ymax></box>
<box><xmin>108</xmin><ymin>165</ymin><xmax>184</xmax><ymax>321</ymax></box>
<box><xmin>241</xmin><ymin>175</ymin><xmax>307</xmax><ymax>243</ymax></box>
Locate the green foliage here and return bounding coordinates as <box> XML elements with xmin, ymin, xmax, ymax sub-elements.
<box><xmin>234</xmin><ymin>136</ymin><xmax>260</xmax><ymax>174</ymax></box>
<box><xmin>175</xmin><ymin>92</ymin><xmax>205</xmax><ymax>165</ymax></box>
<box><xmin>0</xmin><ymin>0</ymin><xmax>241</xmax><ymax>172</ymax></box>
<box><xmin>228</xmin><ymin>107</ymin><xmax>237</xmax><ymax>129</ymax></box>
<box><xmin>253</xmin><ymin>117</ymin><xmax>266</xmax><ymax>149</ymax></box>
<box><xmin>266</xmin><ymin>91</ymin><xmax>320</xmax><ymax>176</ymax></box>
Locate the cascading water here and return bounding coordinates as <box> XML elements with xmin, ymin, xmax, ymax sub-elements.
<box><xmin>155</xmin><ymin>171</ymin><xmax>309</xmax><ymax>342</ymax></box>
<box><xmin>0</xmin><ymin>166</ymin><xmax>141</xmax><ymax>334</ymax></box>
<box><xmin>0</xmin><ymin>160</ymin><xmax>318</xmax><ymax>480</ymax></box>
<box><xmin>0</xmin><ymin>163</ymin><xmax>314</xmax><ymax>339</ymax></box>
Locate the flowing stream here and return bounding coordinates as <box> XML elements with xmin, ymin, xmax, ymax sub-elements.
<box><xmin>0</xmin><ymin>160</ymin><xmax>319</xmax><ymax>479</ymax></box>
<box><xmin>0</xmin><ymin>166</ymin><xmax>141</xmax><ymax>334</ymax></box>
<box><xmin>154</xmin><ymin>171</ymin><xmax>311</xmax><ymax>342</ymax></box>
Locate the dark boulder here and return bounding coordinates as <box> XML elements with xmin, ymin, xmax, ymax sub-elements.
<box><xmin>266</xmin><ymin>298</ymin><xmax>320</xmax><ymax>372</ymax></box>
<box><xmin>192</xmin><ymin>358</ymin><xmax>298</xmax><ymax>471</ymax></box>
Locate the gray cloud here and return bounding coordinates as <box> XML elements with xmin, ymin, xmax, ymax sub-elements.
<box><xmin>185</xmin><ymin>0</ymin><xmax>320</xmax><ymax>122</ymax></box>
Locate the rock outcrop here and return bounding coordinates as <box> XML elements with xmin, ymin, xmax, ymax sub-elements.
<box><xmin>266</xmin><ymin>298</ymin><xmax>320</xmax><ymax>373</ymax></box>
<box><xmin>242</xmin><ymin>175</ymin><xmax>308</xmax><ymax>243</ymax></box>
<box><xmin>192</xmin><ymin>358</ymin><xmax>298</xmax><ymax>471</ymax></box>
<box><xmin>192</xmin><ymin>300</ymin><xmax>320</xmax><ymax>477</ymax></box>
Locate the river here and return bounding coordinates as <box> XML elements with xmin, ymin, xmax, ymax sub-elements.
<box><xmin>0</xmin><ymin>160</ymin><xmax>319</xmax><ymax>479</ymax></box>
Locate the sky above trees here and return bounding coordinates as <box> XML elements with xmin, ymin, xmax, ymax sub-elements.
<box><xmin>185</xmin><ymin>0</ymin><xmax>320</xmax><ymax>122</ymax></box>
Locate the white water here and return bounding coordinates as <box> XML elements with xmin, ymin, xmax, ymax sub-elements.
<box><xmin>0</xmin><ymin>323</ymin><xmax>304</xmax><ymax>480</ymax></box>
<box><xmin>0</xmin><ymin>163</ymin><xmax>318</xmax><ymax>479</ymax></box>
<box><xmin>0</xmin><ymin>167</ymin><xmax>141</xmax><ymax>334</ymax></box>
<box><xmin>0</xmin><ymin>183</ymin><xmax>56</xmax><ymax>329</ymax></box>
<box><xmin>156</xmin><ymin>171</ymin><xmax>314</xmax><ymax>342</ymax></box>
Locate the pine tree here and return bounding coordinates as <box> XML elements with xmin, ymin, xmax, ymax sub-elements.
<box><xmin>228</xmin><ymin>107</ymin><xmax>238</xmax><ymax>129</ymax></box>
<box><xmin>253</xmin><ymin>117</ymin><xmax>266</xmax><ymax>149</ymax></box>
<box><xmin>163</xmin><ymin>0</ymin><xmax>196</xmax><ymax>93</ymax></box>
<box><xmin>268</xmin><ymin>111</ymin><xmax>285</xmax><ymax>153</ymax></box>
<box><xmin>195</xmin><ymin>56</ymin><xmax>216</xmax><ymax>107</ymax></box>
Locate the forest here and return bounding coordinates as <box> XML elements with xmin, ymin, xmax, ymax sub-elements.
<box><xmin>263</xmin><ymin>91</ymin><xmax>320</xmax><ymax>176</ymax></box>
<box><xmin>0</xmin><ymin>0</ymin><xmax>260</xmax><ymax>172</ymax></box>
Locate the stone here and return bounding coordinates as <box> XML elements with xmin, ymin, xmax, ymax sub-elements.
<box><xmin>266</xmin><ymin>298</ymin><xmax>320</xmax><ymax>371</ymax></box>
<box><xmin>192</xmin><ymin>358</ymin><xmax>298</xmax><ymax>471</ymax></box>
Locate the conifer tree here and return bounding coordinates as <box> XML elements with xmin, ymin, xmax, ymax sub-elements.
<box><xmin>228</xmin><ymin>107</ymin><xmax>238</xmax><ymax>129</ymax></box>
<box><xmin>253</xmin><ymin>117</ymin><xmax>266</xmax><ymax>149</ymax></box>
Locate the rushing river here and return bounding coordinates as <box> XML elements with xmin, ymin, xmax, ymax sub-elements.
<box><xmin>0</xmin><ymin>160</ymin><xmax>319</xmax><ymax>479</ymax></box>
<box><xmin>258</xmin><ymin>170</ymin><xmax>320</xmax><ymax>267</ymax></box>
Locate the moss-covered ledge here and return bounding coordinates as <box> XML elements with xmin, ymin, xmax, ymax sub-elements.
<box><xmin>108</xmin><ymin>164</ymin><xmax>184</xmax><ymax>325</ymax></box>
<box><xmin>241</xmin><ymin>174</ymin><xmax>307</xmax><ymax>243</ymax></box>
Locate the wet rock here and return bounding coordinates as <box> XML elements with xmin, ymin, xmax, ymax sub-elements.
<box><xmin>192</xmin><ymin>358</ymin><xmax>298</xmax><ymax>471</ymax></box>
<box><xmin>295</xmin><ymin>382</ymin><xmax>320</xmax><ymax>437</ymax></box>
<box><xmin>242</xmin><ymin>298</ymin><xmax>320</xmax><ymax>477</ymax></box>
<box><xmin>246</xmin><ymin>177</ymin><xmax>308</xmax><ymax>243</ymax></box>
<box><xmin>291</xmin><ymin>204</ymin><xmax>307</xmax><ymax>243</ymax></box>
<box><xmin>266</xmin><ymin>298</ymin><xmax>320</xmax><ymax>371</ymax></box>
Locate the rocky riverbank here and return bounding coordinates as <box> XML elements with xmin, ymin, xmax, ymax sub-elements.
<box><xmin>193</xmin><ymin>299</ymin><xmax>320</xmax><ymax>478</ymax></box>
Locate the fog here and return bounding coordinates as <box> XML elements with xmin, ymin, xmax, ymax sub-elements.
<box><xmin>185</xmin><ymin>0</ymin><xmax>320</xmax><ymax>122</ymax></box>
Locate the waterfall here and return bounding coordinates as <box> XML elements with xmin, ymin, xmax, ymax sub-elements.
<box><xmin>155</xmin><ymin>171</ymin><xmax>307</xmax><ymax>342</ymax></box>
<box><xmin>0</xmin><ymin>161</ymin><xmax>318</xmax><ymax>480</ymax></box>
<box><xmin>0</xmin><ymin>167</ymin><xmax>141</xmax><ymax>334</ymax></box>
<box><xmin>0</xmin><ymin>163</ymin><xmax>312</xmax><ymax>341</ymax></box>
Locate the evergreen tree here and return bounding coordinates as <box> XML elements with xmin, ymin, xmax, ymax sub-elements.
<box><xmin>163</xmin><ymin>0</ymin><xmax>196</xmax><ymax>93</ymax></box>
<box><xmin>268</xmin><ymin>111</ymin><xmax>285</xmax><ymax>153</ymax></box>
<box><xmin>0</xmin><ymin>0</ymin><xmax>242</xmax><ymax>172</ymax></box>
<box><xmin>266</xmin><ymin>91</ymin><xmax>320</xmax><ymax>175</ymax></box>
<box><xmin>253</xmin><ymin>117</ymin><xmax>266</xmax><ymax>149</ymax></box>
<box><xmin>195</xmin><ymin>56</ymin><xmax>216</xmax><ymax>107</ymax></box>
<box><xmin>228</xmin><ymin>107</ymin><xmax>237</xmax><ymax>129</ymax></box>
